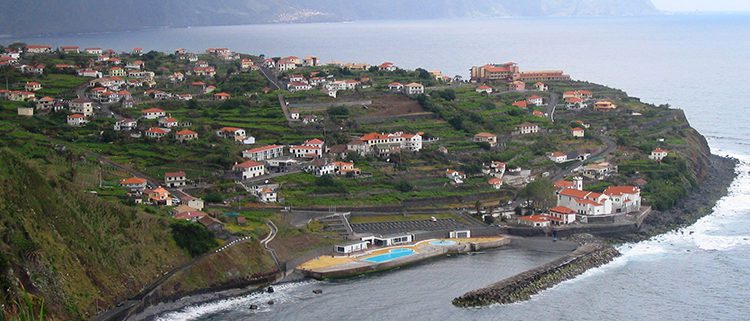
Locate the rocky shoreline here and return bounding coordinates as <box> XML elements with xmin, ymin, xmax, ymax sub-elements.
<box><xmin>451</xmin><ymin>154</ymin><xmax>738</xmax><ymax>308</ymax></box>
<box><xmin>614</xmin><ymin>154</ymin><xmax>738</xmax><ymax>242</ymax></box>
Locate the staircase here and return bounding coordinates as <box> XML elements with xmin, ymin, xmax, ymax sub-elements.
<box><xmin>317</xmin><ymin>212</ymin><xmax>353</xmax><ymax>238</ymax></box>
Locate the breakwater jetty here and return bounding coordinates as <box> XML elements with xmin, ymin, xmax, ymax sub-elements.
<box><xmin>452</xmin><ymin>243</ymin><xmax>620</xmax><ymax>307</ymax></box>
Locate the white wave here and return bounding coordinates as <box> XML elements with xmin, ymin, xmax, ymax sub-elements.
<box><xmin>154</xmin><ymin>280</ymin><xmax>318</xmax><ymax>321</ymax></box>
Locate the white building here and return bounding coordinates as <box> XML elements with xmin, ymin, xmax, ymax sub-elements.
<box><xmin>603</xmin><ymin>186</ymin><xmax>642</xmax><ymax>214</ymax></box>
<box><xmin>649</xmin><ymin>148</ymin><xmax>669</xmax><ymax>161</ymax></box>
<box><xmin>164</xmin><ymin>171</ymin><xmax>187</xmax><ymax>188</ymax></box>
<box><xmin>403</xmin><ymin>83</ymin><xmax>424</xmax><ymax>95</ymax></box>
<box><xmin>556</xmin><ymin>188</ymin><xmax>612</xmax><ymax>216</ymax></box>
<box><xmin>69</xmin><ymin>98</ymin><xmax>94</xmax><ymax>116</ymax></box>
<box><xmin>243</xmin><ymin>145</ymin><xmax>285</xmax><ymax>161</ymax></box>
<box><xmin>516</xmin><ymin>122</ymin><xmax>540</xmax><ymax>135</ymax></box>
<box><xmin>141</xmin><ymin>108</ymin><xmax>165</xmax><ymax>120</ymax></box>
<box><xmin>334</xmin><ymin>240</ymin><xmax>369</xmax><ymax>254</ymax></box>
<box><xmin>66</xmin><ymin>114</ymin><xmax>88</xmax><ymax>126</ymax></box>
<box><xmin>233</xmin><ymin>160</ymin><xmax>265</xmax><ymax>180</ymax></box>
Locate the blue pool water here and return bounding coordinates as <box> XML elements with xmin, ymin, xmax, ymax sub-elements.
<box><xmin>363</xmin><ymin>248</ymin><xmax>415</xmax><ymax>263</ymax></box>
<box><xmin>430</xmin><ymin>240</ymin><xmax>457</xmax><ymax>246</ymax></box>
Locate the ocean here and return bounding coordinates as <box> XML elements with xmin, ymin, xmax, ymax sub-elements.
<box><xmin>15</xmin><ymin>14</ymin><xmax>750</xmax><ymax>321</ymax></box>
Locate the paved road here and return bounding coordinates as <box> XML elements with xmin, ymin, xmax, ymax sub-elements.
<box><xmin>545</xmin><ymin>93</ymin><xmax>560</xmax><ymax>123</ymax></box>
<box><xmin>262</xmin><ymin>220</ymin><xmax>280</xmax><ymax>268</ymax></box>
<box><xmin>259</xmin><ymin>66</ymin><xmax>282</xmax><ymax>90</ymax></box>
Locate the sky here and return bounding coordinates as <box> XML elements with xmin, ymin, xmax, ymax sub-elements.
<box><xmin>651</xmin><ymin>0</ymin><xmax>750</xmax><ymax>12</ymax></box>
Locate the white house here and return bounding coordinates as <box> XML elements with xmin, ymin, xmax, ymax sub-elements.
<box><xmin>216</xmin><ymin>127</ymin><xmax>246</xmax><ymax>142</ymax></box>
<box><xmin>233</xmin><ymin>160</ymin><xmax>265</xmax><ymax>180</ymax></box>
<box><xmin>361</xmin><ymin>234</ymin><xmax>413</xmax><ymax>247</ymax></box>
<box><xmin>476</xmin><ymin>85</ymin><xmax>493</xmax><ymax>94</ymax></box>
<box><xmin>290</xmin><ymin>145</ymin><xmax>323</xmax><ymax>158</ymax></box>
<box><xmin>649</xmin><ymin>148</ymin><xmax>669</xmax><ymax>161</ymax></box>
<box><xmin>572</xmin><ymin>127</ymin><xmax>585</xmax><ymax>138</ymax></box>
<box><xmin>307</xmin><ymin>159</ymin><xmax>335</xmax><ymax>177</ymax></box>
<box><xmin>446</xmin><ymin>169</ymin><xmax>466</xmax><ymax>184</ymax></box>
<box><xmin>556</xmin><ymin>188</ymin><xmax>612</xmax><ymax>216</ymax></box>
<box><xmin>69</xmin><ymin>98</ymin><xmax>94</xmax><ymax>116</ymax></box>
<box><xmin>258</xmin><ymin>187</ymin><xmax>277</xmax><ymax>203</ymax></box>
<box><xmin>516</xmin><ymin>122</ymin><xmax>540</xmax><ymax>135</ymax></box>
<box><xmin>603</xmin><ymin>186</ymin><xmax>642</xmax><ymax>214</ymax></box>
<box><xmin>388</xmin><ymin>82</ymin><xmax>404</xmax><ymax>93</ymax></box>
<box><xmin>548</xmin><ymin>151</ymin><xmax>568</xmax><ymax>163</ymax></box>
<box><xmin>114</xmin><ymin>118</ymin><xmax>138</xmax><ymax>131</ymax></box>
<box><xmin>158</xmin><ymin>117</ymin><xmax>179</xmax><ymax>128</ymax></box>
<box><xmin>66</xmin><ymin>114</ymin><xmax>88</xmax><ymax>126</ymax></box>
<box><xmin>403</xmin><ymin>83</ymin><xmax>424</xmax><ymax>95</ymax></box>
<box><xmin>527</xmin><ymin>95</ymin><xmax>544</xmax><ymax>106</ymax></box>
<box><xmin>164</xmin><ymin>171</ymin><xmax>187</xmax><ymax>187</ymax></box>
<box><xmin>548</xmin><ymin>206</ymin><xmax>577</xmax><ymax>225</ymax></box>
<box><xmin>141</xmin><ymin>108</ymin><xmax>165</xmax><ymax>119</ymax></box>
<box><xmin>517</xmin><ymin>215</ymin><xmax>551</xmax><ymax>228</ymax></box>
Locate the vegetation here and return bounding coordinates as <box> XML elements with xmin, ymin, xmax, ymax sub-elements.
<box><xmin>170</xmin><ymin>221</ymin><xmax>219</xmax><ymax>257</ymax></box>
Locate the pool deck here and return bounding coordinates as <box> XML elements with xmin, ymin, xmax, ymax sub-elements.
<box><xmin>298</xmin><ymin>237</ymin><xmax>510</xmax><ymax>279</ymax></box>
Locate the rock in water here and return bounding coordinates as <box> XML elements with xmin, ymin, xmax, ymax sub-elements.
<box><xmin>249</xmin><ymin>304</ymin><xmax>259</xmax><ymax>310</ymax></box>
<box><xmin>267</xmin><ymin>286</ymin><xmax>275</xmax><ymax>293</ymax></box>
<box><xmin>267</xmin><ymin>300</ymin><xmax>275</xmax><ymax>305</ymax></box>
<box><xmin>313</xmin><ymin>289</ymin><xmax>323</xmax><ymax>294</ymax></box>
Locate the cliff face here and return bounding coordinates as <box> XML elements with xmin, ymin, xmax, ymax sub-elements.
<box><xmin>0</xmin><ymin>149</ymin><xmax>189</xmax><ymax>320</ymax></box>
<box><xmin>0</xmin><ymin>0</ymin><xmax>659</xmax><ymax>37</ymax></box>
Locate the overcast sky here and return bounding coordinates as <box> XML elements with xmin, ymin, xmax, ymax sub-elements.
<box><xmin>652</xmin><ymin>0</ymin><xmax>750</xmax><ymax>12</ymax></box>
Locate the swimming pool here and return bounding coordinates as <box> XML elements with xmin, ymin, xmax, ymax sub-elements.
<box><xmin>430</xmin><ymin>240</ymin><xmax>457</xmax><ymax>246</ymax></box>
<box><xmin>362</xmin><ymin>248</ymin><xmax>415</xmax><ymax>263</ymax></box>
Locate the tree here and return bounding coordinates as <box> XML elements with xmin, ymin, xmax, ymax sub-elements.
<box><xmin>170</xmin><ymin>221</ymin><xmax>218</xmax><ymax>257</ymax></box>
<box><xmin>327</xmin><ymin>106</ymin><xmax>349</xmax><ymax>118</ymax></box>
<box><xmin>416</xmin><ymin>68</ymin><xmax>431</xmax><ymax>79</ymax></box>
<box><xmin>437</xmin><ymin>89</ymin><xmax>456</xmax><ymax>101</ymax></box>
<box><xmin>519</xmin><ymin>178</ymin><xmax>555</xmax><ymax>209</ymax></box>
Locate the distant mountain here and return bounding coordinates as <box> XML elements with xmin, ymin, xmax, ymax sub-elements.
<box><xmin>0</xmin><ymin>0</ymin><xmax>659</xmax><ymax>37</ymax></box>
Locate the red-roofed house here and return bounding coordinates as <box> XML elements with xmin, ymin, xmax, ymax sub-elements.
<box><xmin>532</xmin><ymin>110</ymin><xmax>545</xmax><ymax>117</ymax></box>
<box><xmin>535</xmin><ymin>82</ymin><xmax>548</xmax><ymax>91</ymax></box>
<box><xmin>388</xmin><ymin>82</ymin><xmax>404</xmax><ymax>92</ymax></box>
<box><xmin>527</xmin><ymin>95</ymin><xmax>544</xmax><ymax>106</ymax></box>
<box><xmin>145</xmin><ymin>127</ymin><xmax>170</xmax><ymax>138</ymax></box>
<box><xmin>488</xmin><ymin>177</ymin><xmax>503</xmax><ymax>189</ymax></box>
<box><xmin>517</xmin><ymin>215</ymin><xmax>551</xmax><ymax>228</ymax></box>
<box><xmin>26</xmin><ymin>45</ymin><xmax>52</xmax><ymax>54</ymax></box>
<box><xmin>216</xmin><ymin>127</ymin><xmax>246</xmax><ymax>141</ymax></box>
<box><xmin>557</xmin><ymin>188</ymin><xmax>612</xmax><ymax>216</ymax></box>
<box><xmin>649</xmin><ymin>148</ymin><xmax>669</xmax><ymax>161</ymax></box>
<box><xmin>512</xmin><ymin>100</ymin><xmax>528</xmax><ymax>108</ymax></box>
<box><xmin>603</xmin><ymin>186</ymin><xmax>641</xmax><ymax>213</ymax></box>
<box><xmin>233</xmin><ymin>160</ymin><xmax>265</xmax><ymax>179</ymax></box>
<box><xmin>67</xmin><ymin>114</ymin><xmax>88</xmax><ymax>126</ymax></box>
<box><xmin>476</xmin><ymin>85</ymin><xmax>493</xmax><ymax>94</ymax></box>
<box><xmin>24</xmin><ymin>81</ymin><xmax>42</xmax><ymax>91</ymax></box>
<box><xmin>289</xmin><ymin>144</ymin><xmax>322</xmax><ymax>158</ymax></box>
<box><xmin>548</xmin><ymin>151</ymin><xmax>567</xmax><ymax>163</ymax></box>
<box><xmin>158</xmin><ymin>117</ymin><xmax>179</xmax><ymax>128</ymax></box>
<box><xmin>404</xmin><ymin>83</ymin><xmax>424</xmax><ymax>95</ymax></box>
<box><xmin>516</xmin><ymin>122</ymin><xmax>539</xmax><ymax>135</ymax></box>
<box><xmin>379</xmin><ymin>62</ymin><xmax>396</xmax><ymax>71</ymax></box>
<box><xmin>213</xmin><ymin>92</ymin><xmax>231</xmax><ymax>100</ymax></box>
<box><xmin>120</xmin><ymin>177</ymin><xmax>148</xmax><ymax>192</ymax></box>
<box><xmin>548</xmin><ymin>206</ymin><xmax>576</xmax><ymax>225</ymax></box>
<box><xmin>175</xmin><ymin>211</ymin><xmax>207</xmax><ymax>221</ymax></box>
<box><xmin>142</xmin><ymin>107</ymin><xmax>165</xmax><ymax>119</ymax></box>
<box><xmin>59</xmin><ymin>46</ymin><xmax>80</xmax><ymax>54</ymax></box>
<box><xmin>164</xmin><ymin>171</ymin><xmax>186</xmax><ymax>187</ymax></box>
<box><xmin>175</xmin><ymin>129</ymin><xmax>198</xmax><ymax>142</ymax></box>
<box><xmin>145</xmin><ymin>186</ymin><xmax>172</xmax><ymax>206</ymax></box>
<box><xmin>473</xmin><ymin>132</ymin><xmax>498</xmax><ymax>147</ymax></box>
<box><xmin>572</xmin><ymin>127</ymin><xmax>585</xmax><ymax>138</ymax></box>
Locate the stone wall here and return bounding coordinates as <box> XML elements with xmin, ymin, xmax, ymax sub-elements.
<box><xmin>452</xmin><ymin>243</ymin><xmax>620</xmax><ymax>307</ymax></box>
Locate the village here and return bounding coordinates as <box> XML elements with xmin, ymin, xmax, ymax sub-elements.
<box><xmin>1</xmin><ymin>43</ymin><xmax>686</xmax><ymax>276</ymax></box>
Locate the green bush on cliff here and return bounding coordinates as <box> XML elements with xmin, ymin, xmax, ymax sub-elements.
<box><xmin>170</xmin><ymin>220</ymin><xmax>219</xmax><ymax>257</ymax></box>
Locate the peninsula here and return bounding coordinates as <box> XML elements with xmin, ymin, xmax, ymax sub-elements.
<box><xmin>0</xmin><ymin>43</ymin><xmax>735</xmax><ymax>320</ymax></box>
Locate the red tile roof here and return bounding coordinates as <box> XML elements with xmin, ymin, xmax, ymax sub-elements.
<box><xmin>234</xmin><ymin>160</ymin><xmax>263</xmax><ymax>169</ymax></box>
<box><xmin>603</xmin><ymin>186</ymin><xmax>640</xmax><ymax>196</ymax></box>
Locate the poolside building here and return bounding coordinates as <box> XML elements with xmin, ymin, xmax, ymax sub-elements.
<box><xmin>361</xmin><ymin>233</ymin><xmax>414</xmax><ymax>247</ymax></box>
<box><xmin>334</xmin><ymin>241</ymin><xmax>369</xmax><ymax>254</ymax></box>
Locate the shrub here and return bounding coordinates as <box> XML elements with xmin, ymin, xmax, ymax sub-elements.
<box><xmin>170</xmin><ymin>220</ymin><xmax>218</xmax><ymax>257</ymax></box>
<box><xmin>393</xmin><ymin>180</ymin><xmax>414</xmax><ymax>192</ymax></box>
